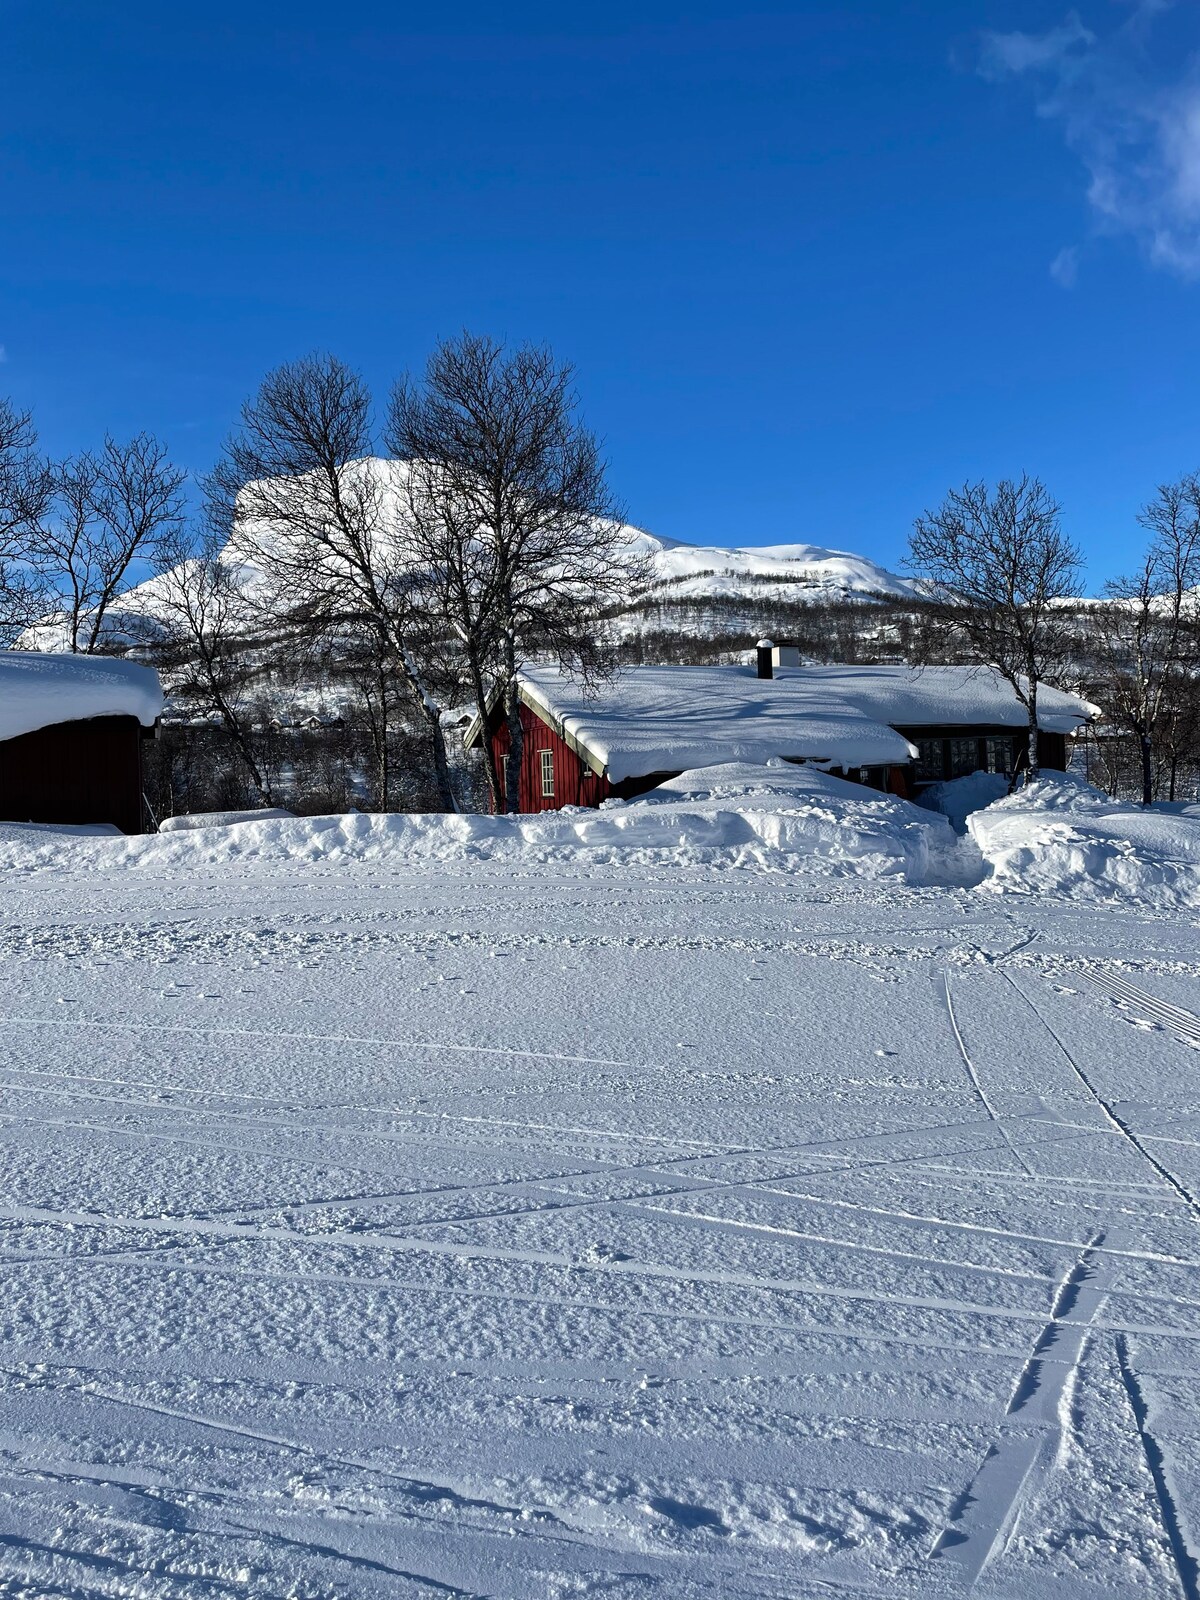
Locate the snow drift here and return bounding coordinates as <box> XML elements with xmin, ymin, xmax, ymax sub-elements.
<box><xmin>969</xmin><ymin>774</ymin><xmax>1200</xmax><ymax>911</ymax></box>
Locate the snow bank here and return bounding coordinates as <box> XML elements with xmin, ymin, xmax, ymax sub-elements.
<box><xmin>969</xmin><ymin>774</ymin><xmax>1200</xmax><ymax>910</ymax></box>
<box><xmin>0</xmin><ymin>651</ymin><xmax>162</xmax><ymax>741</ymax></box>
<box><xmin>0</xmin><ymin>763</ymin><xmax>963</xmax><ymax>884</ymax></box>
<box><xmin>916</xmin><ymin>770</ymin><xmax>1010</xmax><ymax>833</ymax></box>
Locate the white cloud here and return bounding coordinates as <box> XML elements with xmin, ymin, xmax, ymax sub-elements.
<box><xmin>981</xmin><ymin>4</ymin><xmax>1200</xmax><ymax>277</ymax></box>
<box><xmin>980</xmin><ymin>14</ymin><xmax>1094</xmax><ymax>78</ymax></box>
<box><xmin>1050</xmin><ymin>245</ymin><xmax>1080</xmax><ymax>286</ymax></box>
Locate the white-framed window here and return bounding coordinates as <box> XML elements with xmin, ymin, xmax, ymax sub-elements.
<box><xmin>540</xmin><ymin>748</ymin><xmax>555</xmax><ymax>797</ymax></box>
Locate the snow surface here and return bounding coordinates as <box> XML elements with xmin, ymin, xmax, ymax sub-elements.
<box><xmin>517</xmin><ymin>663</ymin><xmax>1096</xmax><ymax>784</ymax></box>
<box><xmin>970</xmin><ymin>773</ymin><xmax>1200</xmax><ymax>911</ymax></box>
<box><xmin>0</xmin><ymin>651</ymin><xmax>163</xmax><ymax>742</ymax></box>
<box><xmin>3</xmin><ymin>778</ymin><xmax>1200</xmax><ymax>1596</ymax></box>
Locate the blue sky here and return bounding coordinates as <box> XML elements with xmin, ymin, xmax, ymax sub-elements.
<box><xmin>2</xmin><ymin>0</ymin><xmax>1198</xmax><ymax>588</ymax></box>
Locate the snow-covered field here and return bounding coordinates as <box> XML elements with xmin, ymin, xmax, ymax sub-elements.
<box><xmin>3</xmin><ymin>782</ymin><xmax>1200</xmax><ymax>1598</ymax></box>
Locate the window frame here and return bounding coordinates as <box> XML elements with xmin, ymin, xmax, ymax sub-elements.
<box><xmin>539</xmin><ymin>748</ymin><xmax>555</xmax><ymax>798</ymax></box>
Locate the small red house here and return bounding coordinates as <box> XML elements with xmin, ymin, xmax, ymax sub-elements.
<box><xmin>464</xmin><ymin>661</ymin><xmax>1097</xmax><ymax>814</ymax></box>
<box><xmin>0</xmin><ymin>652</ymin><xmax>163</xmax><ymax>834</ymax></box>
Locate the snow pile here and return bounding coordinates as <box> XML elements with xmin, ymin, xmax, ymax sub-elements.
<box><xmin>969</xmin><ymin>774</ymin><xmax>1200</xmax><ymax>909</ymax></box>
<box><xmin>0</xmin><ymin>764</ymin><xmax>962</xmax><ymax>883</ymax></box>
<box><xmin>917</xmin><ymin>770</ymin><xmax>1010</xmax><ymax>833</ymax></box>
<box><xmin>0</xmin><ymin>651</ymin><xmax>162</xmax><ymax>741</ymax></box>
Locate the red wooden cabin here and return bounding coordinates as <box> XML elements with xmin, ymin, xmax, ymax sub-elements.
<box><xmin>464</xmin><ymin>660</ymin><xmax>1096</xmax><ymax>816</ymax></box>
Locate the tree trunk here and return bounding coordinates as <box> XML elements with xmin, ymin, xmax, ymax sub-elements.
<box><xmin>425</xmin><ymin>704</ymin><xmax>456</xmax><ymax>812</ymax></box>
<box><xmin>503</xmin><ymin>690</ymin><xmax>523</xmax><ymax>814</ymax></box>
<box><xmin>502</xmin><ymin>628</ymin><xmax>523</xmax><ymax>814</ymax></box>
<box><xmin>466</xmin><ymin>649</ymin><xmax>503</xmax><ymax>813</ymax></box>
<box><xmin>393</xmin><ymin>644</ymin><xmax>456</xmax><ymax>812</ymax></box>
<box><xmin>1140</xmin><ymin>733</ymin><xmax>1154</xmax><ymax>808</ymax></box>
<box><xmin>1027</xmin><ymin>682</ymin><xmax>1040</xmax><ymax>782</ymax></box>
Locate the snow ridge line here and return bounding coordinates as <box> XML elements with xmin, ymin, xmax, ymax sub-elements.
<box><xmin>939</xmin><ymin>970</ymin><xmax>1035</xmax><ymax>1179</ymax></box>
<box><xmin>1115</xmin><ymin>1333</ymin><xmax>1200</xmax><ymax>1600</ymax></box>
<box><xmin>1002</xmin><ymin>972</ymin><xmax>1200</xmax><ymax>1224</ymax></box>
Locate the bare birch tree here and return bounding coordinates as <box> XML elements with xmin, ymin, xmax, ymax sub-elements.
<box><xmin>205</xmin><ymin>355</ymin><xmax>457</xmax><ymax>810</ymax></box>
<box><xmin>1092</xmin><ymin>475</ymin><xmax>1200</xmax><ymax>805</ymax></box>
<box><xmin>28</xmin><ymin>433</ymin><xmax>186</xmax><ymax>653</ymax></box>
<box><xmin>387</xmin><ymin>333</ymin><xmax>639</xmax><ymax>813</ymax></box>
<box><xmin>909</xmin><ymin>476</ymin><xmax>1082</xmax><ymax>778</ymax></box>
<box><xmin>151</xmin><ymin>527</ymin><xmax>279</xmax><ymax>805</ymax></box>
<box><xmin>0</xmin><ymin>399</ymin><xmax>55</xmax><ymax>644</ymax></box>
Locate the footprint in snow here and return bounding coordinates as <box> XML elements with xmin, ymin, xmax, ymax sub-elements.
<box><xmin>647</xmin><ymin>1496</ymin><xmax>730</xmax><ymax>1535</ymax></box>
<box><xmin>584</xmin><ymin>1243</ymin><xmax>633</xmax><ymax>1265</ymax></box>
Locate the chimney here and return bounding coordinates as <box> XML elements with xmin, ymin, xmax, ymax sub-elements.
<box><xmin>756</xmin><ymin>638</ymin><xmax>774</xmax><ymax>680</ymax></box>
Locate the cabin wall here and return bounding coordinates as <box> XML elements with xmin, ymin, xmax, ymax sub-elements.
<box><xmin>491</xmin><ymin>703</ymin><xmax>612</xmax><ymax>813</ymax></box>
<box><xmin>0</xmin><ymin>715</ymin><xmax>146</xmax><ymax>834</ymax></box>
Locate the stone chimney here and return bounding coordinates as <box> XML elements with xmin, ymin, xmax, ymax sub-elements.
<box><xmin>756</xmin><ymin>638</ymin><xmax>774</xmax><ymax>680</ymax></box>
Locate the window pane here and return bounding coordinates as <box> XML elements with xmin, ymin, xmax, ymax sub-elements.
<box><xmin>540</xmin><ymin>749</ymin><xmax>554</xmax><ymax>796</ymax></box>
<box><xmin>950</xmin><ymin>737</ymin><xmax>981</xmax><ymax>778</ymax></box>
<box><xmin>914</xmin><ymin>739</ymin><xmax>942</xmax><ymax>780</ymax></box>
<box><xmin>985</xmin><ymin>737</ymin><xmax>1014</xmax><ymax>776</ymax></box>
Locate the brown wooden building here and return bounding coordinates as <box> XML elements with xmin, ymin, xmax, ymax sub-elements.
<box><xmin>0</xmin><ymin>653</ymin><xmax>163</xmax><ymax>834</ymax></box>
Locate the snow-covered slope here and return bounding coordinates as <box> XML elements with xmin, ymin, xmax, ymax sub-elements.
<box><xmin>626</xmin><ymin>527</ymin><xmax>918</xmax><ymax>605</ymax></box>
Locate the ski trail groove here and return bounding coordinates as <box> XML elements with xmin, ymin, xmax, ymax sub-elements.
<box><xmin>1086</xmin><ymin>971</ymin><xmax>1200</xmax><ymax>1050</ymax></box>
<box><xmin>939</xmin><ymin>970</ymin><xmax>1035</xmax><ymax>1178</ymax></box>
<box><xmin>1115</xmin><ymin>1334</ymin><xmax>1200</xmax><ymax>1600</ymax></box>
<box><xmin>931</xmin><ymin>1230</ymin><xmax>1113</xmax><ymax>1585</ymax></box>
<box><xmin>1003</xmin><ymin>971</ymin><xmax>1200</xmax><ymax>1224</ymax></box>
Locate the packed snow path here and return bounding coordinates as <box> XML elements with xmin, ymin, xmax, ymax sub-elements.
<box><xmin>1</xmin><ymin>846</ymin><xmax>1200</xmax><ymax>1597</ymax></box>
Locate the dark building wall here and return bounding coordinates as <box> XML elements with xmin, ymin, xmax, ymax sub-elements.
<box><xmin>893</xmin><ymin>726</ymin><xmax>1067</xmax><ymax>787</ymax></box>
<box><xmin>0</xmin><ymin>715</ymin><xmax>146</xmax><ymax>834</ymax></box>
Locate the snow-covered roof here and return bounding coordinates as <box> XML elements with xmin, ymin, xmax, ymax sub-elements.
<box><xmin>513</xmin><ymin>665</ymin><xmax>918</xmax><ymax>782</ymax></box>
<box><xmin>0</xmin><ymin>651</ymin><xmax>163</xmax><ymax>743</ymax></box>
<box><xmin>476</xmin><ymin>663</ymin><xmax>1098</xmax><ymax>784</ymax></box>
<box><xmin>764</xmin><ymin>665</ymin><xmax>1099</xmax><ymax>735</ymax></box>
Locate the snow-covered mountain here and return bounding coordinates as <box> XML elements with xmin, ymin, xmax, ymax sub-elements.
<box><xmin>20</xmin><ymin>457</ymin><xmax>919</xmax><ymax>654</ymax></box>
<box><xmin>626</xmin><ymin>528</ymin><xmax>918</xmax><ymax>606</ymax></box>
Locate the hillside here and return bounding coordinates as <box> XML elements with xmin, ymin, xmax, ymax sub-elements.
<box><xmin>625</xmin><ymin>528</ymin><xmax>919</xmax><ymax>607</ymax></box>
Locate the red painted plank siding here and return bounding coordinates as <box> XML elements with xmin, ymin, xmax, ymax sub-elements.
<box><xmin>491</xmin><ymin>702</ymin><xmax>611</xmax><ymax>812</ymax></box>
<box><xmin>0</xmin><ymin>715</ymin><xmax>146</xmax><ymax>834</ymax></box>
